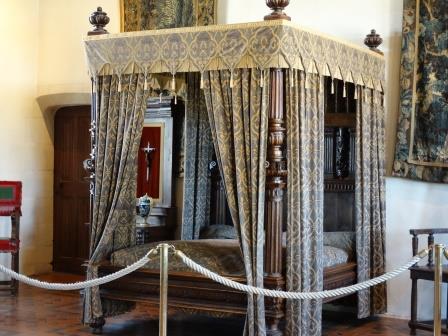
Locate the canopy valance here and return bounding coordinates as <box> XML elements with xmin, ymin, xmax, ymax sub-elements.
<box><xmin>84</xmin><ymin>20</ymin><xmax>385</xmax><ymax>91</ymax></box>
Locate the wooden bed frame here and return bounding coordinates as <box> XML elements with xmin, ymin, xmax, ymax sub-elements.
<box><xmin>94</xmin><ymin>261</ymin><xmax>356</xmax><ymax>332</ymax></box>
<box><xmin>84</xmin><ymin>2</ymin><xmax>383</xmax><ymax>335</ymax></box>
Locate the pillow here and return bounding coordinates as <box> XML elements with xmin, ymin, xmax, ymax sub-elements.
<box><xmin>199</xmin><ymin>225</ymin><xmax>237</xmax><ymax>240</ymax></box>
<box><xmin>323</xmin><ymin>231</ymin><xmax>355</xmax><ymax>258</ymax></box>
<box><xmin>281</xmin><ymin>231</ymin><xmax>355</xmax><ymax>258</ymax></box>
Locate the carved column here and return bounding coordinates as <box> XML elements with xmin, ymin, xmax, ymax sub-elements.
<box><xmin>264</xmin><ymin>69</ymin><xmax>287</xmax><ymax>336</ymax></box>
<box><xmin>334</xmin><ymin>127</ymin><xmax>350</xmax><ymax>178</ymax></box>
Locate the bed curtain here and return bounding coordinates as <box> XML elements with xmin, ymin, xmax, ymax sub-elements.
<box><xmin>355</xmin><ymin>87</ymin><xmax>387</xmax><ymax>317</ymax></box>
<box><xmin>181</xmin><ymin>73</ymin><xmax>214</xmax><ymax>240</ymax></box>
<box><xmin>203</xmin><ymin>68</ymin><xmax>269</xmax><ymax>335</ymax></box>
<box><xmin>83</xmin><ymin>73</ymin><xmax>149</xmax><ymax>324</ymax></box>
<box><xmin>285</xmin><ymin>70</ymin><xmax>324</xmax><ymax>336</ymax></box>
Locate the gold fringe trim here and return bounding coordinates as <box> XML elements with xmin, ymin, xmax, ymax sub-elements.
<box><xmin>290</xmin><ymin>69</ymin><xmax>294</xmax><ymax>88</ymax></box>
<box><xmin>144</xmin><ymin>70</ymin><xmax>149</xmax><ymax>91</ymax></box>
<box><xmin>171</xmin><ymin>75</ymin><xmax>176</xmax><ymax>91</ymax></box>
<box><xmin>304</xmin><ymin>73</ymin><xmax>310</xmax><ymax>89</ymax></box>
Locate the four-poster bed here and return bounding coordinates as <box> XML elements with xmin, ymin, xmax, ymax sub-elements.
<box><xmin>82</xmin><ymin>2</ymin><xmax>387</xmax><ymax>335</ymax></box>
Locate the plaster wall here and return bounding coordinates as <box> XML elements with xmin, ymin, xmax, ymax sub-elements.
<box><xmin>0</xmin><ymin>0</ymin><xmax>120</xmax><ymax>279</ymax></box>
<box><xmin>0</xmin><ymin>0</ymin><xmax>51</xmax><ymax>278</ymax></box>
<box><xmin>37</xmin><ymin>0</ymin><xmax>121</xmax><ymax>97</ymax></box>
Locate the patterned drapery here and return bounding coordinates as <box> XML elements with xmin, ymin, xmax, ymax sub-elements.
<box><xmin>355</xmin><ymin>88</ymin><xmax>387</xmax><ymax>317</ymax></box>
<box><xmin>285</xmin><ymin>70</ymin><xmax>324</xmax><ymax>335</ymax></box>
<box><xmin>393</xmin><ymin>0</ymin><xmax>448</xmax><ymax>182</ymax></box>
<box><xmin>203</xmin><ymin>69</ymin><xmax>269</xmax><ymax>335</ymax></box>
<box><xmin>83</xmin><ymin>74</ymin><xmax>148</xmax><ymax>323</ymax></box>
<box><xmin>182</xmin><ymin>73</ymin><xmax>214</xmax><ymax>240</ymax></box>
<box><xmin>84</xmin><ymin>20</ymin><xmax>385</xmax><ymax>92</ymax></box>
<box><xmin>121</xmin><ymin>0</ymin><xmax>217</xmax><ymax>31</ymax></box>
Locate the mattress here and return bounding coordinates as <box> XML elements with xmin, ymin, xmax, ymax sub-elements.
<box><xmin>111</xmin><ymin>233</ymin><xmax>354</xmax><ymax>277</ymax></box>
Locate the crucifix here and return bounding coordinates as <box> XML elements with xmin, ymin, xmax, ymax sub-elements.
<box><xmin>142</xmin><ymin>142</ymin><xmax>156</xmax><ymax>182</ymax></box>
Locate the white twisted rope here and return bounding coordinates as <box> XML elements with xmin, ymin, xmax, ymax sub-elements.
<box><xmin>0</xmin><ymin>244</ymin><xmax>431</xmax><ymax>299</ymax></box>
<box><xmin>176</xmin><ymin>249</ymin><xmax>428</xmax><ymax>300</ymax></box>
<box><xmin>0</xmin><ymin>248</ymin><xmax>159</xmax><ymax>291</ymax></box>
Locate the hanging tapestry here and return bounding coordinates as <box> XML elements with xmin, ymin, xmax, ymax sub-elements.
<box><xmin>393</xmin><ymin>0</ymin><xmax>448</xmax><ymax>182</ymax></box>
<box><xmin>120</xmin><ymin>0</ymin><xmax>217</xmax><ymax>31</ymax></box>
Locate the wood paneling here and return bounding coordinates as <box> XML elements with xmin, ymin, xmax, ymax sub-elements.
<box><xmin>53</xmin><ymin>106</ymin><xmax>91</xmax><ymax>274</ymax></box>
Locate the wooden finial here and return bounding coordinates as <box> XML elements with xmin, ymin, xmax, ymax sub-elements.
<box><xmin>264</xmin><ymin>0</ymin><xmax>291</xmax><ymax>21</ymax></box>
<box><xmin>364</xmin><ymin>29</ymin><xmax>383</xmax><ymax>55</ymax></box>
<box><xmin>88</xmin><ymin>7</ymin><xmax>110</xmax><ymax>36</ymax></box>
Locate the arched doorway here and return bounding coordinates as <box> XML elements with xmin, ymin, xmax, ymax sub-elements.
<box><xmin>53</xmin><ymin>105</ymin><xmax>90</xmax><ymax>274</ymax></box>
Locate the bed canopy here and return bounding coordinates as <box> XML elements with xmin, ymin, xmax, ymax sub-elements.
<box><xmin>82</xmin><ymin>3</ymin><xmax>386</xmax><ymax>336</ymax></box>
<box><xmin>84</xmin><ymin>20</ymin><xmax>385</xmax><ymax>89</ymax></box>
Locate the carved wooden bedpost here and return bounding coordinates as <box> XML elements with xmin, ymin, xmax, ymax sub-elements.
<box><xmin>264</xmin><ymin>0</ymin><xmax>291</xmax><ymax>21</ymax></box>
<box><xmin>85</xmin><ymin>7</ymin><xmax>109</xmax><ymax>335</ymax></box>
<box><xmin>364</xmin><ymin>29</ymin><xmax>383</xmax><ymax>55</ymax></box>
<box><xmin>264</xmin><ymin>3</ymin><xmax>289</xmax><ymax>335</ymax></box>
<box><xmin>264</xmin><ymin>69</ymin><xmax>287</xmax><ymax>336</ymax></box>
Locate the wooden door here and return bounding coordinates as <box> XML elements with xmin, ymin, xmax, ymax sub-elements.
<box><xmin>53</xmin><ymin>106</ymin><xmax>91</xmax><ymax>274</ymax></box>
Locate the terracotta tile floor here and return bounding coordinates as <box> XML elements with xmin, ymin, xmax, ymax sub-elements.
<box><xmin>0</xmin><ymin>273</ymin><xmax>432</xmax><ymax>336</ymax></box>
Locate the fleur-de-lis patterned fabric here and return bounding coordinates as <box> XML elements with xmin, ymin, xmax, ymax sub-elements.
<box><xmin>393</xmin><ymin>0</ymin><xmax>448</xmax><ymax>182</ymax></box>
<box><xmin>181</xmin><ymin>73</ymin><xmax>214</xmax><ymax>240</ymax></box>
<box><xmin>355</xmin><ymin>87</ymin><xmax>387</xmax><ymax>317</ymax></box>
<box><xmin>202</xmin><ymin>69</ymin><xmax>269</xmax><ymax>335</ymax></box>
<box><xmin>82</xmin><ymin>74</ymin><xmax>149</xmax><ymax>324</ymax></box>
<box><xmin>285</xmin><ymin>70</ymin><xmax>324</xmax><ymax>336</ymax></box>
<box><xmin>121</xmin><ymin>0</ymin><xmax>217</xmax><ymax>31</ymax></box>
<box><xmin>84</xmin><ymin>20</ymin><xmax>385</xmax><ymax>92</ymax></box>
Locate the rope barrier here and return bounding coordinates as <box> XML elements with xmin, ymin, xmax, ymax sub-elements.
<box><xmin>175</xmin><ymin>248</ymin><xmax>429</xmax><ymax>300</ymax></box>
<box><xmin>0</xmin><ymin>244</ymin><xmax>430</xmax><ymax>299</ymax></box>
<box><xmin>0</xmin><ymin>248</ymin><xmax>159</xmax><ymax>291</ymax></box>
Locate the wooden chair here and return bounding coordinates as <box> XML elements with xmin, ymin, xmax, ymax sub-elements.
<box><xmin>409</xmin><ymin>228</ymin><xmax>448</xmax><ymax>334</ymax></box>
<box><xmin>0</xmin><ymin>181</ymin><xmax>22</xmax><ymax>295</ymax></box>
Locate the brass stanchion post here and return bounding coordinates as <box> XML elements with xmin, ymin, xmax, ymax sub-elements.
<box><xmin>433</xmin><ymin>244</ymin><xmax>443</xmax><ymax>336</ymax></box>
<box><xmin>159</xmin><ymin>244</ymin><xmax>169</xmax><ymax>336</ymax></box>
